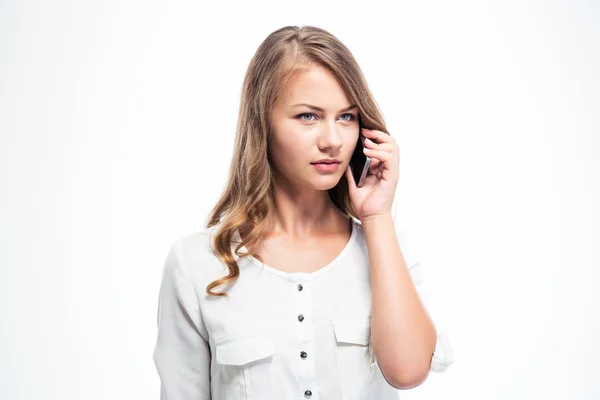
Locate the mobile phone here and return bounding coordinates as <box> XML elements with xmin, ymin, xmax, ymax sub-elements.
<box><xmin>350</xmin><ymin>115</ymin><xmax>371</xmax><ymax>187</ymax></box>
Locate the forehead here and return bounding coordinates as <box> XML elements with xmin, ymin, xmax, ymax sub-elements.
<box><xmin>278</xmin><ymin>66</ymin><xmax>351</xmax><ymax>106</ymax></box>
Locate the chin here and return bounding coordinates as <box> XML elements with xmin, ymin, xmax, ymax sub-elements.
<box><xmin>312</xmin><ymin>176</ymin><xmax>343</xmax><ymax>191</ymax></box>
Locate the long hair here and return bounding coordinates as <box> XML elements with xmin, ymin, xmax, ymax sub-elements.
<box><xmin>205</xmin><ymin>25</ymin><xmax>389</xmax><ymax>297</ymax></box>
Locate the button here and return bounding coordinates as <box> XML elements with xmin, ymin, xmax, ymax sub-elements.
<box><xmin>300</xmin><ymin>351</ymin><xmax>307</xmax><ymax>359</ymax></box>
<box><xmin>304</xmin><ymin>389</ymin><xmax>312</xmax><ymax>398</ymax></box>
<box><xmin>298</xmin><ymin>284</ymin><xmax>303</xmax><ymax>291</ymax></box>
<box><xmin>298</xmin><ymin>314</ymin><xmax>304</xmax><ymax>322</ymax></box>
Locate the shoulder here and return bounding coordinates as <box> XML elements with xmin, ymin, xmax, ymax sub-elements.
<box><xmin>166</xmin><ymin>225</ymin><xmax>229</xmax><ymax>285</ymax></box>
<box><xmin>170</xmin><ymin>226</ymin><xmax>216</xmax><ymax>260</ymax></box>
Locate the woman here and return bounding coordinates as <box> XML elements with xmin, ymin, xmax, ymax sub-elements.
<box><xmin>153</xmin><ymin>25</ymin><xmax>454</xmax><ymax>400</ymax></box>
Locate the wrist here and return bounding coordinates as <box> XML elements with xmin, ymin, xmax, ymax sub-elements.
<box><xmin>360</xmin><ymin>212</ymin><xmax>393</xmax><ymax>226</ymax></box>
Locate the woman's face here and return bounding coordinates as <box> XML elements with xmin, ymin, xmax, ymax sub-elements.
<box><xmin>269</xmin><ymin>65</ymin><xmax>360</xmax><ymax>191</ymax></box>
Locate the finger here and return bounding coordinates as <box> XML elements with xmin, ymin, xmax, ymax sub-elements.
<box><xmin>364</xmin><ymin>148</ymin><xmax>393</xmax><ymax>164</ymax></box>
<box><xmin>367</xmin><ymin>152</ymin><xmax>381</xmax><ymax>173</ymax></box>
<box><xmin>362</xmin><ymin>128</ymin><xmax>395</xmax><ymax>144</ymax></box>
<box><xmin>364</xmin><ymin>137</ymin><xmax>395</xmax><ymax>153</ymax></box>
<box><xmin>369</xmin><ymin>158</ymin><xmax>381</xmax><ymax>171</ymax></box>
<box><xmin>368</xmin><ymin>157</ymin><xmax>381</xmax><ymax>173</ymax></box>
<box><xmin>365</xmin><ymin>147</ymin><xmax>399</xmax><ymax>182</ymax></box>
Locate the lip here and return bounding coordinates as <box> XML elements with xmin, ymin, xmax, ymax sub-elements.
<box><xmin>312</xmin><ymin>162</ymin><xmax>341</xmax><ymax>173</ymax></box>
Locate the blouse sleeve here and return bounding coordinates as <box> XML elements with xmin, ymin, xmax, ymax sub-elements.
<box><xmin>153</xmin><ymin>243</ymin><xmax>212</xmax><ymax>399</ymax></box>
<box><xmin>396</xmin><ymin>227</ymin><xmax>455</xmax><ymax>373</ymax></box>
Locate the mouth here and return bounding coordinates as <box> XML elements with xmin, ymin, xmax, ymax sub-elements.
<box><xmin>312</xmin><ymin>162</ymin><xmax>341</xmax><ymax>172</ymax></box>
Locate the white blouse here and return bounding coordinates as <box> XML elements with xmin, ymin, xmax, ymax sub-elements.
<box><xmin>153</xmin><ymin>217</ymin><xmax>454</xmax><ymax>400</ymax></box>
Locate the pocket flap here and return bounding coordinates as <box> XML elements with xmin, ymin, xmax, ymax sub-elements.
<box><xmin>333</xmin><ymin>318</ymin><xmax>371</xmax><ymax>346</ymax></box>
<box><xmin>216</xmin><ymin>336</ymin><xmax>275</xmax><ymax>366</ymax></box>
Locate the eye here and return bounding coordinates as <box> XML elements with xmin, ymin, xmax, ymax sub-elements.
<box><xmin>298</xmin><ymin>113</ymin><xmax>317</xmax><ymax>121</ymax></box>
<box><xmin>297</xmin><ymin>113</ymin><xmax>357</xmax><ymax>122</ymax></box>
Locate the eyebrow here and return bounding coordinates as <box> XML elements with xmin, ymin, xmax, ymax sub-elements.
<box><xmin>292</xmin><ymin>103</ymin><xmax>358</xmax><ymax>112</ymax></box>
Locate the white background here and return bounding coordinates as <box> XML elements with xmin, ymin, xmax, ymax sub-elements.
<box><xmin>1</xmin><ymin>0</ymin><xmax>599</xmax><ymax>399</ymax></box>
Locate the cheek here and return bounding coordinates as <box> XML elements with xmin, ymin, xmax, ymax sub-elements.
<box><xmin>269</xmin><ymin>136</ymin><xmax>310</xmax><ymax>169</ymax></box>
<box><xmin>345</xmin><ymin>136</ymin><xmax>358</xmax><ymax>156</ymax></box>
<box><xmin>274</xmin><ymin>131</ymin><xmax>311</xmax><ymax>155</ymax></box>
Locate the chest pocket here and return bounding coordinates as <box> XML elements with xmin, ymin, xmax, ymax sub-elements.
<box><xmin>333</xmin><ymin>317</ymin><xmax>377</xmax><ymax>400</ymax></box>
<box><xmin>215</xmin><ymin>335</ymin><xmax>275</xmax><ymax>400</ymax></box>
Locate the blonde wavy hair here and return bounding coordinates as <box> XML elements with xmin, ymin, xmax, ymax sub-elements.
<box><xmin>205</xmin><ymin>25</ymin><xmax>390</xmax><ymax>297</ymax></box>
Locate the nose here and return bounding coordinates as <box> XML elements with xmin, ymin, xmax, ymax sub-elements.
<box><xmin>317</xmin><ymin>120</ymin><xmax>343</xmax><ymax>151</ymax></box>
